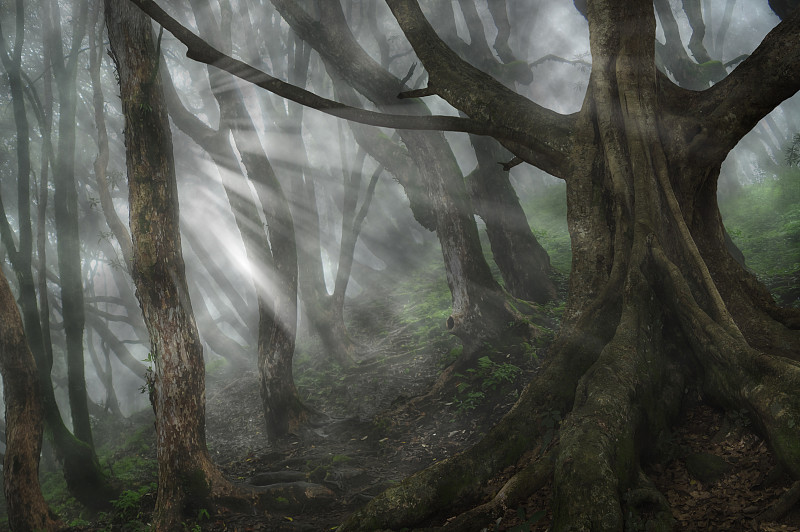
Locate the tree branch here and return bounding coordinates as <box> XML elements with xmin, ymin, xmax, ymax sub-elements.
<box><xmin>686</xmin><ymin>8</ymin><xmax>800</xmax><ymax>157</ymax></box>
<box><xmin>384</xmin><ymin>0</ymin><xmax>576</xmax><ymax>176</ymax></box>
<box><xmin>127</xmin><ymin>0</ymin><xmax>524</xmax><ymax>143</ymax></box>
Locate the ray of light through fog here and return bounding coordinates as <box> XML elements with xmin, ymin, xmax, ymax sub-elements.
<box><xmin>0</xmin><ymin>0</ymin><xmax>796</xmax><ymax>431</ymax></box>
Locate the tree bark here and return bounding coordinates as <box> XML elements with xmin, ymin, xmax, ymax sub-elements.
<box><xmin>0</xmin><ymin>266</ymin><xmax>60</xmax><ymax>532</ymax></box>
<box><xmin>106</xmin><ymin>2</ymin><xmax>231</xmax><ymax>528</ymax></box>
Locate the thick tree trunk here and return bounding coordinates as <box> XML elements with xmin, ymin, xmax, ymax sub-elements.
<box><xmin>0</xmin><ymin>267</ymin><xmax>59</xmax><ymax>532</ymax></box>
<box><xmin>338</xmin><ymin>1</ymin><xmax>800</xmax><ymax>530</ymax></box>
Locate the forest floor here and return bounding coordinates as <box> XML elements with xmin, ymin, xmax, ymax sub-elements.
<box><xmin>24</xmin><ymin>264</ymin><xmax>800</xmax><ymax>532</ymax></box>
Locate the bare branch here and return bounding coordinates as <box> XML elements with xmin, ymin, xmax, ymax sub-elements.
<box><xmin>127</xmin><ymin>0</ymin><xmax>525</xmax><ymax>142</ymax></box>
<box><xmin>684</xmin><ymin>8</ymin><xmax>800</xmax><ymax>157</ymax></box>
<box><xmin>384</xmin><ymin>0</ymin><xmax>575</xmax><ymax>177</ymax></box>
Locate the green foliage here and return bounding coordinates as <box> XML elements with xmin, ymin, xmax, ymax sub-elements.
<box><xmin>111</xmin><ymin>482</ymin><xmax>157</xmax><ymax>522</ymax></box>
<box><xmin>474</xmin><ymin>356</ymin><xmax>521</xmax><ymax>390</ymax></box>
<box><xmin>452</xmin><ymin>356</ymin><xmax>522</xmax><ymax>415</ymax></box>
<box><xmin>719</xmin><ymin>168</ymin><xmax>800</xmax><ymax>305</ymax></box>
<box><xmin>520</xmin><ymin>182</ymin><xmax>572</xmax><ymax>273</ymax></box>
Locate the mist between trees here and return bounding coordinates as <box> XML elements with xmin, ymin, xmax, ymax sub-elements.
<box><xmin>0</xmin><ymin>0</ymin><xmax>798</xmax><ymax>530</ymax></box>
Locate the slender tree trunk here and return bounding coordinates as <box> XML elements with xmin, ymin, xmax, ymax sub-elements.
<box><xmin>0</xmin><ymin>267</ymin><xmax>60</xmax><ymax>532</ymax></box>
<box><xmin>45</xmin><ymin>0</ymin><xmax>95</xmax><ymax>449</ymax></box>
<box><xmin>105</xmin><ymin>3</ymin><xmax>285</xmax><ymax>527</ymax></box>
<box><xmin>106</xmin><ymin>3</ymin><xmax>224</xmax><ymax>527</ymax></box>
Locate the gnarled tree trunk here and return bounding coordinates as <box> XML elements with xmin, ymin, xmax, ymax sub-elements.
<box><xmin>336</xmin><ymin>1</ymin><xmax>800</xmax><ymax>530</ymax></box>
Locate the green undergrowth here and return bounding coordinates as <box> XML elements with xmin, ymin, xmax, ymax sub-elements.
<box><xmin>719</xmin><ymin>168</ymin><xmax>800</xmax><ymax>306</ymax></box>
<box><xmin>33</xmin><ymin>414</ymin><xmax>158</xmax><ymax>530</ymax></box>
<box><xmin>452</xmin><ymin>355</ymin><xmax>523</xmax><ymax>415</ymax></box>
<box><xmin>448</xmin><ymin>321</ymin><xmax>544</xmax><ymax>418</ymax></box>
<box><xmin>520</xmin><ymin>181</ymin><xmax>572</xmax><ymax>273</ymax></box>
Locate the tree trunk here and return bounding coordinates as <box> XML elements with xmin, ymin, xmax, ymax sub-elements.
<box><xmin>466</xmin><ymin>135</ymin><xmax>557</xmax><ymax>303</ymax></box>
<box><xmin>336</xmin><ymin>1</ymin><xmax>800</xmax><ymax>530</ymax></box>
<box><xmin>105</xmin><ymin>3</ymin><xmax>231</xmax><ymax>528</ymax></box>
<box><xmin>47</xmin><ymin>0</ymin><xmax>95</xmax><ymax>449</ymax></box>
<box><xmin>1</xmin><ymin>1</ymin><xmax>113</xmax><ymax>508</ymax></box>
<box><xmin>0</xmin><ymin>265</ymin><xmax>59</xmax><ymax>532</ymax></box>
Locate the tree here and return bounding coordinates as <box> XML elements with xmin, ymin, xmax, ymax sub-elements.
<box><xmin>127</xmin><ymin>0</ymin><xmax>800</xmax><ymax>529</ymax></box>
<box><xmin>0</xmin><ymin>250</ymin><xmax>59</xmax><ymax>531</ymax></box>
<box><xmin>105</xmin><ymin>2</ymin><xmax>233</xmax><ymax>528</ymax></box>
<box><xmin>0</xmin><ymin>0</ymin><xmax>114</xmax><ymax>508</ymax></box>
<box><xmin>43</xmin><ymin>0</ymin><xmax>96</xmax><ymax>450</ymax></box>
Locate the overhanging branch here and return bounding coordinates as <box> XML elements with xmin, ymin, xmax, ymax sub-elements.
<box><xmin>127</xmin><ymin>0</ymin><xmax>524</xmax><ymax>142</ymax></box>
<box><xmin>687</xmin><ymin>7</ymin><xmax>800</xmax><ymax>155</ymax></box>
<box><xmin>384</xmin><ymin>0</ymin><xmax>576</xmax><ymax>176</ymax></box>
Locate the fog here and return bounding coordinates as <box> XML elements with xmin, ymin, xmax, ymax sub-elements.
<box><xmin>0</xmin><ymin>0</ymin><xmax>797</xmax><ymax>518</ymax></box>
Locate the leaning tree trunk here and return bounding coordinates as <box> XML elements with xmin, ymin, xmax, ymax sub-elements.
<box><xmin>0</xmin><ymin>267</ymin><xmax>59</xmax><ymax>532</ymax></box>
<box><xmin>337</xmin><ymin>1</ymin><xmax>800</xmax><ymax>530</ymax></box>
<box><xmin>466</xmin><ymin>135</ymin><xmax>557</xmax><ymax>303</ymax></box>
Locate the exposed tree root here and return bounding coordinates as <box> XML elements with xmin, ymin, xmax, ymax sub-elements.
<box><xmin>337</xmin><ymin>306</ymin><xmax>614</xmax><ymax>531</ymax></box>
<box><xmin>651</xmin><ymin>244</ymin><xmax>800</xmax><ymax>480</ymax></box>
<box><xmin>440</xmin><ymin>449</ymin><xmax>555</xmax><ymax>531</ymax></box>
<box><xmin>756</xmin><ymin>480</ymin><xmax>800</xmax><ymax>523</ymax></box>
<box><xmin>337</xmin><ymin>241</ymin><xmax>800</xmax><ymax>531</ymax></box>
